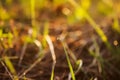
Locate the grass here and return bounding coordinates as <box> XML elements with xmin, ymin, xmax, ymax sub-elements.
<box><xmin>45</xmin><ymin>35</ymin><xmax>56</xmax><ymax>80</ymax></box>
<box><xmin>0</xmin><ymin>0</ymin><xmax>120</xmax><ymax>80</ymax></box>
<box><xmin>2</xmin><ymin>57</ymin><xmax>19</xmax><ymax>80</ymax></box>
<box><xmin>61</xmin><ymin>40</ymin><xmax>76</xmax><ymax>80</ymax></box>
<box><xmin>0</xmin><ymin>28</ymin><xmax>19</xmax><ymax>80</ymax></box>
<box><xmin>88</xmin><ymin>37</ymin><xmax>104</xmax><ymax>73</ymax></box>
<box><xmin>68</xmin><ymin>0</ymin><xmax>112</xmax><ymax>50</ymax></box>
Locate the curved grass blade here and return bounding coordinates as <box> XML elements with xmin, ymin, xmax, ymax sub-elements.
<box><xmin>45</xmin><ymin>35</ymin><xmax>56</xmax><ymax>80</ymax></box>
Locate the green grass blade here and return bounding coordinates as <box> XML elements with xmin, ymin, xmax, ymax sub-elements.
<box><xmin>42</xmin><ymin>21</ymin><xmax>49</xmax><ymax>48</ymax></box>
<box><xmin>62</xmin><ymin>41</ymin><xmax>76</xmax><ymax>80</ymax></box>
<box><xmin>50</xmin><ymin>63</ymin><xmax>55</xmax><ymax>80</ymax></box>
<box><xmin>4</xmin><ymin>56</ymin><xmax>19</xmax><ymax>80</ymax></box>
<box><xmin>31</xmin><ymin>0</ymin><xmax>35</xmax><ymax>27</ymax></box>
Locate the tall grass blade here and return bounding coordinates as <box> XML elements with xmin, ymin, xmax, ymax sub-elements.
<box><xmin>31</xmin><ymin>0</ymin><xmax>35</xmax><ymax>27</ymax></box>
<box><xmin>58</xmin><ymin>34</ymin><xmax>76</xmax><ymax>80</ymax></box>
<box><xmin>45</xmin><ymin>35</ymin><xmax>56</xmax><ymax>80</ymax></box>
<box><xmin>42</xmin><ymin>21</ymin><xmax>49</xmax><ymax>48</ymax></box>
<box><xmin>4</xmin><ymin>56</ymin><xmax>19</xmax><ymax>80</ymax></box>
<box><xmin>62</xmin><ymin>41</ymin><xmax>76</xmax><ymax>80</ymax></box>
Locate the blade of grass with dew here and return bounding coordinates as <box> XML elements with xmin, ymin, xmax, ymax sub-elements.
<box><xmin>45</xmin><ymin>35</ymin><xmax>56</xmax><ymax>80</ymax></box>
<box><xmin>68</xmin><ymin>0</ymin><xmax>112</xmax><ymax>50</ymax></box>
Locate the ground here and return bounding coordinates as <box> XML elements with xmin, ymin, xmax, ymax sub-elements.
<box><xmin>0</xmin><ymin>0</ymin><xmax>120</xmax><ymax>80</ymax></box>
